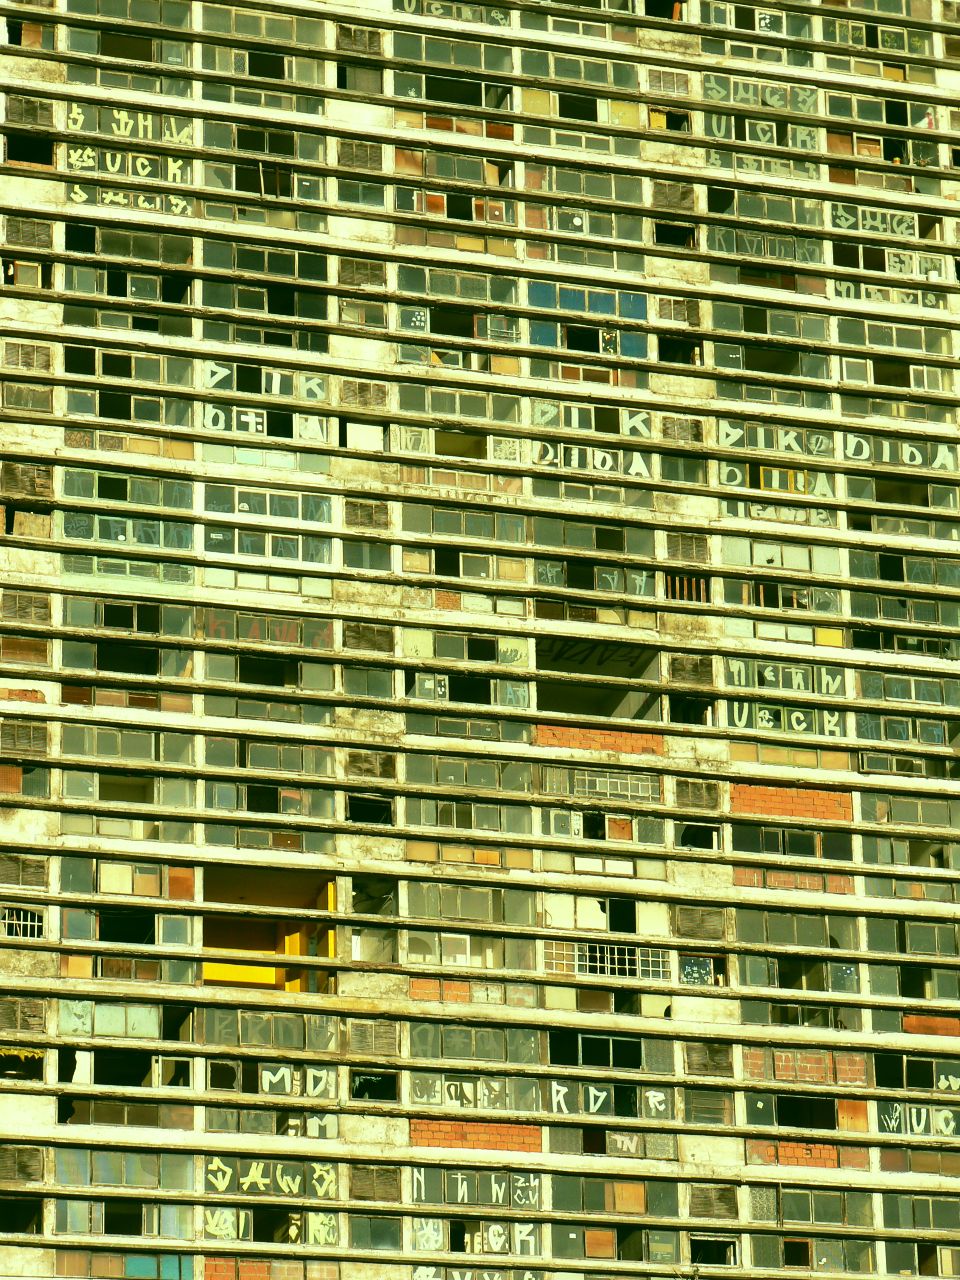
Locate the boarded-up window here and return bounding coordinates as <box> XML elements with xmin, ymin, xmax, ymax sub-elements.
<box><xmin>0</xmin><ymin>854</ymin><xmax>46</xmax><ymax>887</ymax></box>
<box><xmin>1</xmin><ymin>462</ymin><xmax>53</xmax><ymax>499</ymax></box>
<box><xmin>666</xmin><ymin>531</ymin><xmax>708</xmax><ymax>563</ymax></box>
<box><xmin>0</xmin><ymin>1146</ymin><xmax>42</xmax><ymax>1180</ymax></box>
<box><xmin>342</xmin><ymin>623</ymin><xmax>393</xmax><ymax>653</ymax></box>
<box><xmin>0</xmin><ymin>721</ymin><xmax>47</xmax><ymax>755</ymax></box>
<box><xmin>673</xmin><ymin>904</ymin><xmax>725</xmax><ymax>938</ymax></box>
<box><xmin>685</xmin><ymin>1041</ymin><xmax>734</xmax><ymax>1076</ymax></box>
<box><xmin>689</xmin><ymin>1184</ymin><xmax>738</xmax><ymax>1218</ymax></box>
<box><xmin>0</xmin><ymin>996</ymin><xmax>43</xmax><ymax>1030</ymax></box>
<box><xmin>349</xmin><ymin>1019</ymin><xmax>397</xmax><ymax>1055</ymax></box>
<box><xmin>4</xmin><ymin>218</ymin><xmax>52</xmax><ymax>248</ymax></box>
<box><xmin>340</xmin><ymin>140</ymin><xmax>383</xmax><ymax>170</ymax></box>
<box><xmin>1</xmin><ymin>591</ymin><xmax>50</xmax><ymax>622</ymax></box>
<box><xmin>674</xmin><ymin>778</ymin><xmax>720</xmax><ymax>810</ymax></box>
<box><xmin>5</xmin><ymin>96</ymin><xmax>54</xmax><ymax>127</ymax></box>
<box><xmin>351</xmin><ymin>1164</ymin><xmax>400</xmax><ymax>1200</ymax></box>
<box><xmin>3</xmin><ymin>343</ymin><xmax>51</xmax><ymax>371</ymax></box>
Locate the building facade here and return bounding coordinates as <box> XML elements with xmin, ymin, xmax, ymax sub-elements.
<box><xmin>1</xmin><ymin>0</ymin><xmax>960</xmax><ymax>1276</ymax></box>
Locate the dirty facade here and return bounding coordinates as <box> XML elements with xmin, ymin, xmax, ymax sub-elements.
<box><xmin>1</xmin><ymin>0</ymin><xmax>960</xmax><ymax>1276</ymax></box>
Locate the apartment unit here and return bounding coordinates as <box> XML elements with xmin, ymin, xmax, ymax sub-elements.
<box><xmin>1</xmin><ymin>0</ymin><xmax>960</xmax><ymax>1276</ymax></box>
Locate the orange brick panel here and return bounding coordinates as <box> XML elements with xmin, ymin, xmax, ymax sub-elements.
<box><xmin>534</xmin><ymin>725</ymin><xmax>663</xmax><ymax>754</ymax></box>
<box><xmin>729</xmin><ymin>783</ymin><xmax>852</xmax><ymax>822</ymax></box>
<box><xmin>410</xmin><ymin>1119</ymin><xmax>542</xmax><ymax>1151</ymax></box>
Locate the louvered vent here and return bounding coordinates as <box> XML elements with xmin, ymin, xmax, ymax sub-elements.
<box><xmin>1</xmin><ymin>592</ymin><xmax>50</xmax><ymax>622</ymax></box>
<box><xmin>1</xmin><ymin>462</ymin><xmax>53</xmax><ymax>499</ymax></box>
<box><xmin>5</xmin><ymin>96</ymin><xmax>54</xmax><ymax>127</ymax></box>
<box><xmin>648</xmin><ymin>69</ymin><xmax>690</xmax><ymax>96</ymax></box>
<box><xmin>20</xmin><ymin>999</ymin><xmax>44</xmax><ymax>1029</ymax></box>
<box><xmin>342</xmin><ymin>622</ymin><xmax>393</xmax><ymax>653</ymax></box>
<box><xmin>5</xmin><ymin>218</ymin><xmax>52</xmax><ymax>248</ymax></box>
<box><xmin>685</xmin><ymin>1041</ymin><xmax>734</xmax><ymax>1076</ymax></box>
<box><xmin>0</xmin><ymin>721</ymin><xmax>47</xmax><ymax>755</ymax></box>
<box><xmin>339</xmin><ymin>257</ymin><xmax>386</xmax><ymax>289</ymax></box>
<box><xmin>336</xmin><ymin>24</ymin><xmax>382</xmax><ymax>53</ymax></box>
<box><xmin>341</xmin><ymin>379</ymin><xmax>387</xmax><ymax>409</ymax></box>
<box><xmin>340</xmin><ymin>140</ymin><xmax>382</xmax><ymax>170</ymax></box>
<box><xmin>689</xmin><ymin>1184</ymin><xmax>738</xmax><ymax>1218</ymax></box>
<box><xmin>3</xmin><ymin>342</ymin><xmax>51</xmax><ymax>371</ymax></box>
<box><xmin>352</xmin><ymin>1164</ymin><xmax>401</xmax><ymax>1200</ymax></box>
<box><xmin>0</xmin><ymin>854</ymin><xmax>46</xmax><ymax>886</ymax></box>
<box><xmin>350</xmin><ymin>1019</ymin><xmax>397</xmax><ymax>1054</ymax></box>
<box><xmin>673</xmin><ymin>904</ymin><xmax>725</xmax><ymax>939</ymax></box>
<box><xmin>666</xmin><ymin>531</ymin><xmax>708</xmax><ymax>563</ymax></box>
<box><xmin>675</xmin><ymin>778</ymin><xmax>720</xmax><ymax>811</ymax></box>
<box><xmin>0</xmin><ymin>1146</ymin><xmax>42</xmax><ymax>1180</ymax></box>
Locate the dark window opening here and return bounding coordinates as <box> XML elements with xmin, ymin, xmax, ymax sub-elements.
<box><xmin>347</xmin><ymin>794</ymin><xmax>393</xmax><ymax>825</ymax></box>
<box><xmin>582</xmin><ymin>810</ymin><xmax>606</xmax><ymax>841</ymax></box>
<box><xmin>424</xmin><ymin>74</ymin><xmax>482</xmax><ymax>108</ymax></box>
<box><xmin>659</xmin><ymin>336</ymin><xmax>701</xmax><ymax>364</ymax></box>
<box><xmin>607</xmin><ymin>897</ymin><xmax>637</xmax><ymax>932</ymax></box>
<box><xmin>582</xmin><ymin>1126</ymin><xmax>606</xmax><ymax>1154</ymax></box>
<box><xmin>613</xmin><ymin>1084</ymin><xmax>638</xmax><ymax>1117</ymax></box>
<box><xmin>446</xmin><ymin>193</ymin><xmax>474</xmax><ymax>220</ymax></box>
<box><xmin>65</xmin><ymin>345</ymin><xmax>96</xmax><ymax>374</ymax></box>
<box><xmin>101</xmin><ymin>29</ymin><xmax>153</xmax><ymax>60</ymax></box>
<box><xmin>2</xmin><ymin>1196</ymin><xmax>42</xmax><ymax>1233</ymax></box>
<box><xmin>65</xmin><ymin>223</ymin><xmax>97</xmax><ymax>253</ymax></box>
<box><xmin>2</xmin><ymin>1050</ymin><xmax>44</xmax><ymax>1081</ymax></box>
<box><xmin>654</xmin><ymin>222</ymin><xmax>695</xmax><ymax>248</ymax></box>
<box><xmin>691</xmin><ymin>1237</ymin><xmax>737</xmax><ymax>1265</ymax></box>
<box><xmin>248</xmin><ymin>49</ymin><xmax>285</xmax><ymax>79</ymax></box>
<box><xmin>250</xmin><ymin>1206</ymin><xmax>298</xmax><ymax>1242</ymax></box>
<box><xmin>784</xmin><ymin>1239</ymin><xmax>813</xmax><ymax>1267</ymax></box>
<box><xmin>429</xmin><ymin>304</ymin><xmax>475</xmax><ymax>339</ymax></box>
<box><xmin>679</xmin><ymin>824</ymin><xmax>719</xmax><ymax>850</ymax></box>
<box><xmin>246</xmin><ymin>785</ymin><xmax>280</xmax><ymax>814</ymax></box>
<box><xmin>449</xmin><ymin>1220</ymin><xmax>467</xmax><ymax>1251</ymax></box>
<box><xmin>350</xmin><ymin>1070</ymin><xmax>398</xmax><ymax>1101</ymax></box>
<box><xmin>447</xmin><ymin>674</ymin><xmax>491</xmax><ymax>704</ymax></box>
<box><xmin>98</xmin><ymin>908</ymin><xmax>155</xmax><ymax>946</ymax></box>
<box><xmin>93</xmin><ymin>1048</ymin><xmax>152</xmax><ymax>1087</ymax></box>
<box><xmin>669</xmin><ymin>694</ymin><xmax>713</xmax><ymax>725</ymax></box>
<box><xmin>95</xmin><ymin>641</ymin><xmax>159</xmax><ymax>676</ymax></box>
<box><xmin>237</xmin><ymin>654</ymin><xmax>291</xmax><ymax>686</ymax></box>
<box><xmin>103</xmin><ymin>1200</ymin><xmax>143</xmax><ymax>1235</ymax></box>
<box><xmin>564</xmin><ymin>324</ymin><xmax>600</xmax><ymax>353</ymax></box>
<box><xmin>6</xmin><ymin>132</ymin><xmax>54</xmax><ymax>166</ymax></box>
<box><xmin>434</xmin><ymin>547</ymin><xmax>461</xmax><ymax>577</ymax></box>
<box><xmin>646</xmin><ymin>0</ymin><xmax>683</xmax><ymax>13</ymax></box>
<box><xmin>776</xmin><ymin>1093</ymin><xmax>837</xmax><ymax>1129</ymax></box>
<box><xmin>557</xmin><ymin>92</ymin><xmax>599</xmax><ymax>123</ymax></box>
<box><xmin>618</xmin><ymin>1226</ymin><xmax>645</xmax><ymax>1261</ymax></box>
